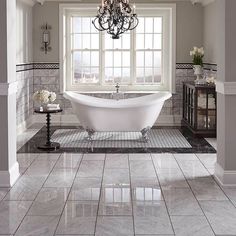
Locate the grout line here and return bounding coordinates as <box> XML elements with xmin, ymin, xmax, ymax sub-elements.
<box><xmin>173</xmin><ymin>153</ymin><xmax>217</xmax><ymax>236</ymax></box>
<box><xmin>150</xmin><ymin>153</ymin><xmax>176</xmax><ymax>236</ymax></box>
<box><xmin>128</xmin><ymin>153</ymin><xmax>136</xmax><ymax>236</ymax></box>
<box><xmin>93</xmin><ymin>153</ymin><xmax>106</xmax><ymax>236</ymax></box>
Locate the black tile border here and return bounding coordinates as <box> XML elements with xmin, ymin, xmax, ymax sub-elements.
<box><xmin>16</xmin><ymin>63</ymin><xmax>60</xmax><ymax>72</ymax></box>
<box><xmin>17</xmin><ymin>126</ymin><xmax>216</xmax><ymax>154</ymax></box>
<box><xmin>176</xmin><ymin>63</ymin><xmax>217</xmax><ymax>72</ymax></box>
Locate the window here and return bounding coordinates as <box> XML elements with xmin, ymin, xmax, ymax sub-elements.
<box><xmin>60</xmin><ymin>4</ymin><xmax>176</xmax><ymax>92</ymax></box>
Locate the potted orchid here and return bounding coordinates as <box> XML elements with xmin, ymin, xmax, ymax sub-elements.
<box><xmin>190</xmin><ymin>47</ymin><xmax>205</xmax><ymax>83</ymax></box>
<box><xmin>33</xmin><ymin>90</ymin><xmax>57</xmax><ymax>111</ymax></box>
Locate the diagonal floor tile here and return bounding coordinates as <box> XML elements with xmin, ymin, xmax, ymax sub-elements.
<box><xmin>105</xmin><ymin>154</ymin><xmax>129</xmax><ymax>169</ymax></box>
<box><xmin>95</xmin><ymin>216</ymin><xmax>134</xmax><ymax>236</ymax></box>
<box><xmin>77</xmin><ymin>160</ymin><xmax>104</xmax><ymax>178</ymax></box>
<box><xmin>171</xmin><ymin>215</ymin><xmax>214</xmax><ymax>236</ymax></box>
<box><xmin>188</xmin><ymin>177</ymin><xmax>228</xmax><ymax>200</ymax></box>
<box><xmin>129</xmin><ymin>153</ymin><xmax>151</xmax><ymax>161</ymax></box>
<box><xmin>28</xmin><ymin>188</ymin><xmax>70</xmax><ymax>216</ymax></box>
<box><xmin>0</xmin><ymin>201</ymin><xmax>32</xmax><ymax>234</ymax></box>
<box><xmin>103</xmin><ymin>169</ymin><xmax>130</xmax><ymax>187</ymax></box>
<box><xmin>56</xmin><ymin>201</ymin><xmax>98</xmax><ymax>235</ymax></box>
<box><xmin>157</xmin><ymin>168</ymin><xmax>189</xmax><ymax>189</ymax></box>
<box><xmin>14</xmin><ymin>215</ymin><xmax>60</xmax><ymax>236</ymax></box>
<box><xmin>83</xmin><ymin>153</ymin><xmax>106</xmax><ymax>161</ymax></box>
<box><xmin>98</xmin><ymin>187</ymin><xmax>132</xmax><ymax>216</ymax></box>
<box><xmin>54</xmin><ymin>153</ymin><xmax>82</xmax><ymax>169</ymax></box>
<box><xmin>163</xmin><ymin>188</ymin><xmax>203</xmax><ymax>216</ymax></box>
<box><xmin>129</xmin><ymin>160</ymin><xmax>156</xmax><ymax>178</ymax></box>
<box><xmin>0</xmin><ymin>188</ymin><xmax>9</xmax><ymax>201</ymax></box>
<box><xmin>152</xmin><ymin>153</ymin><xmax>179</xmax><ymax>169</ymax></box>
<box><xmin>44</xmin><ymin>169</ymin><xmax>77</xmax><ymax>188</ymax></box>
<box><xmin>200</xmin><ymin>200</ymin><xmax>236</xmax><ymax>235</ymax></box>
<box><xmin>4</xmin><ymin>175</ymin><xmax>46</xmax><ymax>200</ymax></box>
<box><xmin>133</xmin><ymin>201</ymin><xmax>173</xmax><ymax>235</ymax></box>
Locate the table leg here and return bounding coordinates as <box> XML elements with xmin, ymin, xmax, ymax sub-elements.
<box><xmin>38</xmin><ymin>113</ymin><xmax>60</xmax><ymax>151</ymax></box>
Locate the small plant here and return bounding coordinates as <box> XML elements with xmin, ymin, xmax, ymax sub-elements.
<box><xmin>33</xmin><ymin>90</ymin><xmax>56</xmax><ymax>104</ymax></box>
<box><xmin>190</xmin><ymin>47</ymin><xmax>204</xmax><ymax>66</ymax></box>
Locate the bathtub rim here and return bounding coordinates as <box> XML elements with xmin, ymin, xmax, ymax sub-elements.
<box><xmin>64</xmin><ymin>91</ymin><xmax>172</xmax><ymax>109</ymax></box>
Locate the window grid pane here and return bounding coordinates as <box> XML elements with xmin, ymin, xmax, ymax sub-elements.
<box><xmin>135</xmin><ymin>17</ymin><xmax>163</xmax><ymax>84</ymax></box>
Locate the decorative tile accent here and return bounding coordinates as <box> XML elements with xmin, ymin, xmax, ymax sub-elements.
<box><xmin>33</xmin><ymin>63</ymin><xmax>60</xmax><ymax>70</ymax></box>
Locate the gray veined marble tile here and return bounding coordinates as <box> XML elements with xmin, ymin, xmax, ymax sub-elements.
<box><xmin>133</xmin><ymin>201</ymin><xmax>173</xmax><ymax>235</ymax></box>
<box><xmin>223</xmin><ymin>187</ymin><xmax>236</xmax><ymax>207</ymax></box>
<box><xmin>174</xmin><ymin>153</ymin><xmax>198</xmax><ymax>161</ymax></box>
<box><xmin>152</xmin><ymin>153</ymin><xmax>179</xmax><ymax>169</ymax></box>
<box><xmin>132</xmin><ymin>186</ymin><xmax>163</xmax><ymax>201</ymax></box>
<box><xmin>4</xmin><ymin>175</ymin><xmax>46</xmax><ymax>200</ymax></box>
<box><xmin>163</xmin><ymin>188</ymin><xmax>203</xmax><ymax>216</ymax></box>
<box><xmin>171</xmin><ymin>215</ymin><xmax>215</xmax><ymax>236</ymax></box>
<box><xmin>69</xmin><ymin>178</ymin><xmax>102</xmax><ymax>200</ymax></box>
<box><xmin>24</xmin><ymin>155</ymin><xmax>58</xmax><ymax>176</ymax></box>
<box><xmin>98</xmin><ymin>187</ymin><xmax>132</xmax><ymax>216</ymax></box>
<box><xmin>28</xmin><ymin>188</ymin><xmax>70</xmax><ymax>216</ymax></box>
<box><xmin>36</xmin><ymin>153</ymin><xmax>61</xmax><ymax>161</ymax></box>
<box><xmin>14</xmin><ymin>215</ymin><xmax>60</xmax><ymax>236</ymax></box>
<box><xmin>131</xmin><ymin>177</ymin><xmax>159</xmax><ymax>188</ymax></box>
<box><xmin>0</xmin><ymin>188</ymin><xmax>9</xmax><ymax>201</ymax></box>
<box><xmin>196</xmin><ymin>154</ymin><xmax>216</xmax><ymax>169</ymax></box>
<box><xmin>105</xmin><ymin>153</ymin><xmax>129</xmax><ymax>169</ymax></box>
<box><xmin>77</xmin><ymin>160</ymin><xmax>104</xmax><ymax>178</ymax></box>
<box><xmin>188</xmin><ymin>177</ymin><xmax>228</xmax><ymax>201</ymax></box>
<box><xmin>157</xmin><ymin>168</ymin><xmax>189</xmax><ymax>189</ymax></box>
<box><xmin>129</xmin><ymin>160</ymin><xmax>156</xmax><ymax>178</ymax></box>
<box><xmin>103</xmin><ymin>168</ymin><xmax>130</xmax><ymax>187</ymax></box>
<box><xmin>200</xmin><ymin>200</ymin><xmax>236</xmax><ymax>235</ymax></box>
<box><xmin>72</xmin><ymin>177</ymin><xmax>102</xmax><ymax>188</ymax></box>
<box><xmin>54</xmin><ymin>153</ymin><xmax>82</xmax><ymax>169</ymax></box>
<box><xmin>95</xmin><ymin>216</ymin><xmax>134</xmax><ymax>236</ymax></box>
<box><xmin>17</xmin><ymin>153</ymin><xmax>38</xmax><ymax>173</ymax></box>
<box><xmin>129</xmin><ymin>153</ymin><xmax>151</xmax><ymax>160</ymax></box>
<box><xmin>44</xmin><ymin>169</ymin><xmax>77</xmax><ymax>188</ymax></box>
<box><xmin>56</xmin><ymin>201</ymin><xmax>98</xmax><ymax>235</ymax></box>
<box><xmin>0</xmin><ymin>201</ymin><xmax>32</xmax><ymax>234</ymax></box>
<box><xmin>83</xmin><ymin>153</ymin><xmax>106</xmax><ymax>160</ymax></box>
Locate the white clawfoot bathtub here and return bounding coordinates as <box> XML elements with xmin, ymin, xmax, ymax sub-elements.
<box><xmin>64</xmin><ymin>91</ymin><xmax>172</xmax><ymax>140</ymax></box>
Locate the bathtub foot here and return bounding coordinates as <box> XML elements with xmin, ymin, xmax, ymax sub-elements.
<box><xmin>141</xmin><ymin>127</ymin><xmax>151</xmax><ymax>142</ymax></box>
<box><xmin>86</xmin><ymin>128</ymin><xmax>95</xmax><ymax>141</ymax></box>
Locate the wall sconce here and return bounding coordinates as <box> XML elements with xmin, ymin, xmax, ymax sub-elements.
<box><xmin>41</xmin><ymin>23</ymin><xmax>52</xmax><ymax>54</ymax></box>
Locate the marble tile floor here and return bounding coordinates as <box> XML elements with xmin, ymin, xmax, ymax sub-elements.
<box><xmin>1</xmin><ymin>152</ymin><xmax>236</xmax><ymax>236</ymax></box>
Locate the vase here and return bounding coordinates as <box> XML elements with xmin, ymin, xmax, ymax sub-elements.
<box><xmin>193</xmin><ymin>65</ymin><xmax>205</xmax><ymax>84</ymax></box>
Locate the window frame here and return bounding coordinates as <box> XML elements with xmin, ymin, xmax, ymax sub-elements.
<box><xmin>59</xmin><ymin>3</ymin><xmax>176</xmax><ymax>93</ymax></box>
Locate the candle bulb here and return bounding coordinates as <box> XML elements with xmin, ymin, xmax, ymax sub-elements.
<box><xmin>133</xmin><ymin>4</ymin><xmax>136</xmax><ymax>14</ymax></box>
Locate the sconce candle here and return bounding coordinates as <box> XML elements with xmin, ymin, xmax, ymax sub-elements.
<box><xmin>41</xmin><ymin>23</ymin><xmax>52</xmax><ymax>54</ymax></box>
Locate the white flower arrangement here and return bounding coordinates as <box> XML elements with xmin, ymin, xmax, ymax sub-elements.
<box><xmin>206</xmin><ymin>76</ymin><xmax>215</xmax><ymax>84</ymax></box>
<box><xmin>33</xmin><ymin>90</ymin><xmax>56</xmax><ymax>104</ymax></box>
<box><xmin>190</xmin><ymin>46</ymin><xmax>204</xmax><ymax>66</ymax></box>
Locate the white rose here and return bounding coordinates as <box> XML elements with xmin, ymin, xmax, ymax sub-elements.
<box><xmin>49</xmin><ymin>92</ymin><xmax>56</xmax><ymax>103</ymax></box>
<box><xmin>193</xmin><ymin>47</ymin><xmax>198</xmax><ymax>52</ymax></box>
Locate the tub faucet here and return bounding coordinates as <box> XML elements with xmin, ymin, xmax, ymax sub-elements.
<box><xmin>115</xmin><ymin>83</ymin><xmax>120</xmax><ymax>93</ymax></box>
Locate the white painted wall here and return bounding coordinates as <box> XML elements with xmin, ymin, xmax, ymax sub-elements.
<box><xmin>16</xmin><ymin>0</ymin><xmax>33</xmax><ymax>64</ymax></box>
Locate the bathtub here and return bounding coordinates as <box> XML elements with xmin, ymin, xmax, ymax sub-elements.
<box><xmin>64</xmin><ymin>91</ymin><xmax>172</xmax><ymax>140</ymax></box>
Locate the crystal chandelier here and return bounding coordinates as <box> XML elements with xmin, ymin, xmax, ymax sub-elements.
<box><xmin>92</xmin><ymin>0</ymin><xmax>139</xmax><ymax>39</ymax></box>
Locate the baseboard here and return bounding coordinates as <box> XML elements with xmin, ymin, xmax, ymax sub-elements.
<box><xmin>32</xmin><ymin>114</ymin><xmax>182</xmax><ymax>127</ymax></box>
<box><xmin>17</xmin><ymin>116</ymin><xmax>34</xmax><ymax>134</ymax></box>
<box><xmin>0</xmin><ymin>162</ymin><xmax>20</xmax><ymax>187</ymax></box>
<box><xmin>214</xmin><ymin>163</ymin><xmax>236</xmax><ymax>187</ymax></box>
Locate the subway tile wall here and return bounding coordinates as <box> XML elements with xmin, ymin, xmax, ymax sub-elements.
<box><xmin>16</xmin><ymin>63</ymin><xmax>217</xmax><ymax>128</ymax></box>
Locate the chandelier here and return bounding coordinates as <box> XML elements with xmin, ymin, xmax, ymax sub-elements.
<box><xmin>92</xmin><ymin>0</ymin><xmax>139</xmax><ymax>39</ymax></box>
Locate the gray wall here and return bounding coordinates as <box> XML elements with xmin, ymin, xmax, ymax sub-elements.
<box><xmin>203</xmin><ymin>1</ymin><xmax>217</xmax><ymax>64</ymax></box>
<box><xmin>33</xmin><ymin>1</ymin><xmax>203</xmax><ymax>63</ymax></box>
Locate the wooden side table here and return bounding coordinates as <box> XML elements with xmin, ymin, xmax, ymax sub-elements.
<box><xmin>34</xmin><ymin>108</ymin><xmax>63</xmax><ymax>150</ymax></box>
